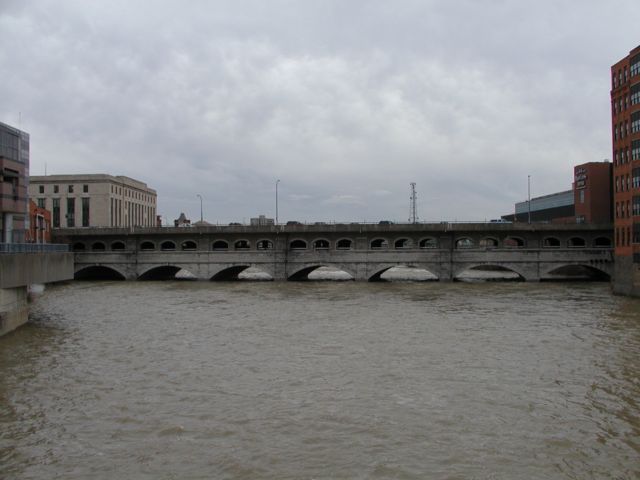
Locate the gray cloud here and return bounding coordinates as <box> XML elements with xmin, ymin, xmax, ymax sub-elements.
<box><xmin>1</xmin><ymin>0</ymin><xmax>637</xmax><ymax>223</ymax></box>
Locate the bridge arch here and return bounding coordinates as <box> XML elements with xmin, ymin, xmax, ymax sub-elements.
<box><xmin>568</xmin><ymin>237</ymin><xmax>586</xmax><ymax>248</ymax></box>
<box><xmin>394</xmin><ymin>238</ymin><xmax>412</xmax><ymax>249</ymax></box>
<box><xmin>111</xmin><ymin>241</ymin><xmax>126</xmax><ymax>251</ymax></box>
<box><xmin>138</xmin><ymin>265</ymin><xmax>193</xmax><ymax>280</ymax></box>
<box><xmin>368</xmin><ymin>264</ymin><xmax>439</xmax><ymax>282</ymax></box>
<box><xmin>72</xmin><ymin>242</ymin><xmax>86</xmax><ymax>252</ymax></box>
<box><xmin>454</xmin><ymin>264</ymin><xmax>526</xmax><ymax>282</ymax></box>
<box><xmin>181</xmin><ymin>240</ymin><xmax>197</xmax><ymax>251</ymax></box>
<box><xmin>504</xmin><ymin>236</ymin><xmax>525</xmax><ymax>248</ymax></box>
<box><xmin>543</xmin><ymin>264</ymin><xmax>610</xmax><ymax>281</ymax></box>
<box><xmin>455</xmin><ymin>237</ymin><xmax>474</xmax><ymax>249</ymax></box>
<box><xmin>336</xmin><ymin>238</ymin><xmax>353</xmax><ymax>250</ymax></box>
<box><xmin>288</xmin><ymin>264</ymin><xmax>356</xmax><ymax>281</ymax></box>
<box><xmin>312</xmin><ymin>238</ymin><xmax>330</xmax><ymax>250</ymax></box>
<box><xmin>257</xmin><ymin>239</ymin><xmax>274</xmax><ymax>250</ymax></box>
<box><xmin>593</xmin><ymin>236</ymin><xmax>612</xmax><ymax>247</ymax></box>
<box><xmin>75</xmin><ymin>265</ymin><xmax>126</xmax><ymax>280</ymax></box>
<box><xmin>543</xmin><ymin>237</ymin><xmax>561</xmax><ymax>248</ymax></box>
<box><xmin>160</xmin><ymin>240</ymin><xmax>176</xmax><ymax>251</ymax></box>
<box><xmin>290</xmin><ymin>239</ymin><xmax>307</xmax><ymax>250</ymax></box>
<box><xmin>370</xmin><ymin>238</ymin><xmax>389</xmax><ymax>249</ymax></box>
<box><xmin>91</xmin><ymin>241</ymin><xmax>106</xmax><ymax>251</ymax></box>
<box><xmin>419</xmin><ymin>237</ymin><xmax>438</xmax><ymax>249</ymax></box>
<box><xmin>140</xmin><ymin>241</ymin><xmax>155</xmax><ymax>251</ymax></box>
<box><xmin>210</xmin><ymin>265</ymin><xmax>251</xmax><ymax>281</ymax></box>
<box><xmin>234</xmin><ymin>239</ymin><xmax>251</xmax><ymax>250</ymax></box>
<box><xmin>479</xmin><ymin>237</ymin><xmax>498</xmax><ymax>248</ymax></box>
<box><xmin>212</xmin><ymin>240</ymin><xmax>229</xmax><ymax>250</ymax></box>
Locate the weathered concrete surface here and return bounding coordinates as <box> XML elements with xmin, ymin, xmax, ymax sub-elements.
<box><xmin>612</xmin><ymin>255</ymin><xmax>640</xmax><ymax>297</ymax></box>
<box><xmin>0</xmin><ymin>253</ymin><xmax>74</xmax><ymax>336</ymax></box>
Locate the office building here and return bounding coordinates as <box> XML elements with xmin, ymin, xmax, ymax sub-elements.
<box><xmin>573</xmin><ymin>162</ymin><xmax>612</xmax><ymax>224</ymax></box>
<box><xmin>0</xmin><ymin>121</ymin><xmax>29</xmax><ymax>242</ymax></box>
<box><xmin>611</xmin><ymin>45</ymin><xmax>640</xmax><ymax>295</ymax></box>
<box><xmin>29</xmin><ymin>174</ymin><xmax>157</xmax><ymax>228</ymax></box>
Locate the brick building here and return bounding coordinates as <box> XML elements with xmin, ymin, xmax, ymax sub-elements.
<box><xmin>573</xmin><ymin>161</ymin><xmax>612</xmax><ymax>224</ymax></box>
<box><xmin>611</xmin><ymin>45</ymin><xmax>640</xmax><ymax>295</ymax></box>
<box><xmin>27</xmin><ymin>200</ymin><xmax>51</xmax><ymax>243</ymax></box>
<box><xmin>0</xmin><ymin>121</ymin><xmax>29</xmax><ymax>243</ymax></box>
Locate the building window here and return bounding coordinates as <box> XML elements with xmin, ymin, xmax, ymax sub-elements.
<box><xmin>66</xmin><ymin>198</ymin><xmax>75</xmax><ymax>227</ymax></box>
<box><xmin>83</xmin><ymin>184</ymin><xmax>89</xmax><ymax>193</ymax></box>
<box><xmin>632</xmin><ymin>112</ymin><xmax>640</xmax><ymax>134</ymax></box>
<box><xmin>37</xmin><ymin>198</ymin><xmax>45</xmax><ymax>208</ymax></box>
<box><xmin>633</xmin><ymin>196</ymin><xmax>640</xmax><ymax>216</ymax></box>
<box><xmin>52</xmin><ymin>198</ymin><xmax>60</xmax><ymax>228</ymax></box>
<box><xmin>54</xmin><ymin>185</ymin><xmax>59</xmax><ymax>193</ymax></box>
<box><xmin>631</xmin><ymin>54</ymin><xmax>640</xmax><ymax>77</ymax></box>
<box><xmin>82</xmin><ymin>197</ymin><xmax>90</xmax><ymax>227</ymax></box>
<box><xmin>633</xmin><ymin>169</ymin><xmax>640</xmax><ymax>189</ymax></box>
<box><xmin>631</xmin><ymin>83</ymin><xmax>640</xmax><ymax>106</ymax></box>
<box><xmin>579</xmin><ymin>190</ymin><xmax>585</xmax><ymax>204</ymax></box>
<box><xmin>68</xmin><ymin>185</ymin><xmax>74</xmax><ymax>193</ymax></box>
<box><xmin>632</xmin><ymin>140</ymin><xmax>640</xmax><ymax>161</ymax></box>
<box><xmin>38</xmin><ymin>185</ymin><xmax>44</xmax><ymax>193</ymax></box>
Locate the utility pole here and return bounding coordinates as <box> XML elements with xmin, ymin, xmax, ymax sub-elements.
<box><xmin>275</xmin><ymin>179</ymin><xmax>280</xmax><ymax>225</ymax></box>
<box><xmin>409</xmin><ymin>183</ymin><xmax>418</xmax><ymax>224</ymax></box>
<box><xmin>527</xmin><ymin>175</ymin><xmax>531</xmax><ymax>224</ymax></box>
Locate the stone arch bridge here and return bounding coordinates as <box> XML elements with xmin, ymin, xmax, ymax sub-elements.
<box><xmin>53</xmin><ymin>222</ymin><xmax>614</xmax><ymax>282</ymax></box>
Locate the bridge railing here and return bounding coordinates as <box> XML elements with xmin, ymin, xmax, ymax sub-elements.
<box><xmin>0</xmin><ymin>243</ymin><xmax>70</xmax><ymax>253</ymax></box>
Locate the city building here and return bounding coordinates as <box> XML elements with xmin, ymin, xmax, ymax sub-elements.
<box><xmin>27</xmin><ymin>199</ymin><xmax>51</xmax><ymax>243</ymax></box>
<box><xmin>611</xmin><ymin>45</ymin><xmax>640</xmax><ymax>295</ymax></box>
<box><xmin>174</xmin><ymin>212</ymin><xmax>190</xmax><ymax>227</ymax></box>
<box><xmin>0</xmin><ymin>121</ymin><xmax>29</xmax><ymax>242</ymax></box>
<box><xmin>29</xmin><ymin>174</ymin><xmax>157</xmax><ymax>228</ymax></box>
<box><xmin>573</xmin><ymin>162</ymin><xmax>612</xmax><ymax>224</ymax></box>
<box><xmin>502</xmin><ymin>161</ymin><xmax>612</xmax><ymax>224</ymax></box>
<box><xmin>250</xmin><ymin>215</ymin><xmax>275</xmax><ymax>226</ymax></box>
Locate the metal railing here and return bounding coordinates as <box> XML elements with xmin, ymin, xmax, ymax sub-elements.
<box><xmin>0</xmin><ymin>243</ymin><xmax>69</xmax><ymax>253</ymax></box>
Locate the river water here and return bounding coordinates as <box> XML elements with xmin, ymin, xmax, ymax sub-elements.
<box><xmin>1</xmin><ymin>280</ymin><xmax>639</xmax><ymax>479</ymax></box>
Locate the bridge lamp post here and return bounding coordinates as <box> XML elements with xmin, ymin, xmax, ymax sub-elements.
<box><xmin>196</xmin><ymin>194</ymin><xmax>203</xmax><ymax>223</ymax></box>
<box><xmin>527</xmin><ymin>175</ymin><xmax>531</xmax><ymax>224</ymax></box>
<box><xmin>275</xmin><ymin>179</ymin><xmax>280</xmax><ymax>225</ymax></box>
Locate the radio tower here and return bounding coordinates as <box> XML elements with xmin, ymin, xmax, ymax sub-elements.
<box><xmin>409</xmin><ymin>183</ymin><xmax>418</xmax><ymax>223</ymax></box>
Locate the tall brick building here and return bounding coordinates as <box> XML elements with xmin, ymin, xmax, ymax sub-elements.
<box><xmin>611</xmin><ymin>45</ymin><xmax>640</xmax><ymax>295</ymax></box>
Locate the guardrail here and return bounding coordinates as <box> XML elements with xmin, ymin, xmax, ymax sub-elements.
<box><xmin>0</xmin><ymin>243</ymin><xmax>69</xmax><ymax>253</ymax></box>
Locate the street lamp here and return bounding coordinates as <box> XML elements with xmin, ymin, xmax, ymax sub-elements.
<box><xmin>196</xmin><ymin>194</ymin><xmax>203</xmax><ymax>223</ymax></box>
<box><xmin>275</xmin><ymin>179</ymin><xmax>280</xmax><ymax>225</ymax></box>
<box><xmin>527</xmin><ymin>175</ymin><xmax>531</xmax><ymax>224</ymax></box>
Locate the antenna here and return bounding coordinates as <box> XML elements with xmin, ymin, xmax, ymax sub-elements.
<box><xmin>409</xmin><ymin>182</ymin><xmax>418</xmax><ymax>223</ymax></box>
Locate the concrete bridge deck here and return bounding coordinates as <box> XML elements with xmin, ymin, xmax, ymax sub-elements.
<box><xmin>53</xmin><ymin>223</ymin><xmax>614</xmax><ymax>282</ymax></box>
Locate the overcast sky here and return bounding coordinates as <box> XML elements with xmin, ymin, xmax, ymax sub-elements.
<box><xmin>1</xmin><ymin>1</ymin><xmax>638</xmax><ymax>224</ymax></box>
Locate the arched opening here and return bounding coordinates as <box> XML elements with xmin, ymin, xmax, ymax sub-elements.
<box><xmin>370</xmin><ymin>266</ymin><xmax>438</xmax><ymax>282</ymax></box>
<box><xmin>313</xmin><ymin>239</ymin><xmax>330</xmax><ymax>250</ymax></box>
<box><xmin>479</xmin><ymin>237</ymin><xmax>498</xmax><ymax>248</ymax></box>
<box><xmin>543</xmin><ymin>237</ymin><xmax>561</xmax><ymax>248</ymax></box>
<box><xmin>160</xmin><ymin>241</ymin><xmax>176</xmax><ymax>251</ymax></box>
<box><xmin>140</xmin><ymin>241</ymin><xmax>155</xmax><ymax>251</ymax></box>
<box><xmin>91</xmin><ymin>242</ymin><xmax>106</xmax><ymax>251</ymax></box>
<box><xmin>370</xmin><ymin>238</ymin><xmax>388</xmax><ymax>249</ymax></box>
<box><xmin>336</xmin><ymin>238</ymin><xmax>353</xmax><ymax>250</ymax></box>
<box><xmin>289</xmin><ymin>265</ymin><xmax>353</xmax><ymax>281</ymax></box>
<box><xmin>72</xmin><ymin>242</ymin><xmax>86</xmax><ymax>252</ymax></box>
<box><xmin>544</xmin><ymin>265</ymin><xmax>610</xmax><ymax>282</ymax></box>
<box><xmin>419</xmin><ymin>238</ymin><xmax>437</xmax><ymax>249</ymax></box>
<box><xmin>455</xmin><ymin>265</ymin><xmax>524</xmax><ymax>282</ymax></box>
<box><xmin>111</xmin><ymin>241</ymin><xmax>126</xmax><ymax>251</ymax></box>
<box><xmin>212</xmin><ymin>240</ymin><xmax>228</xmax><ymax>251</ymax></box>
<box><xmin>75</xmin><ymin>266</ymin><xmax>125</xmax><ymax>281</ymax></box>
<box><xmin>455</xmin><ymin>238</ymin><xmax>474</xmax><ymax>249</ymax></box>
<box><xmin>139</xmin><ymin>265</ymin><xmax>182</xmax><ymax>280</ymax></box>
<box><xmin>211</xmin><ymin>266</ymin><xmax>250</xmax><ymax>281</ymax></box>
<box><xmin>504</xmin><ymin>237</ymin><xmax>525</xmax><ymax>248</ymax></box>
<box><xmin>290</xmin><ymin>239</ymin><xmax>307</xmax><ymax>250</ymax></box>
<box><xmin>394</xmin><ymin>238</ymin><xmax>412</xmax><ymax>249</ymax></box>
<box><xmin>234</xmin><ymin>239</ymin><xmax>250</xmax><ymax>250</ymax></box>
<box><xmin>257</xmin><ymin>239</ymin><xmax>274</xmax><ymax>250</ymax></box>
<box><xmin>568</xmin><ymin>237</ymin><xmax>586</xmax><ymax>248</ymax></box>
<box><xmin>593</xmin><ymin>237</ymin><xmax>612</xmax><ymax>247</ymax></box>
<box><xmin>181</xmin><ymin>240</ymin><xmax>197</xmax><ymax>251</ymax></box>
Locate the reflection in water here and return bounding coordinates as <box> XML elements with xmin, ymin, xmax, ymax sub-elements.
<box><xmin>1</xmin><ymin>281</ymin><xmax>639</xmax><ymax>479</ymax></box>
